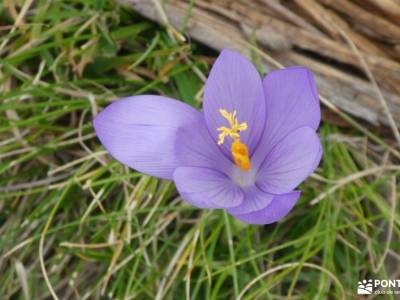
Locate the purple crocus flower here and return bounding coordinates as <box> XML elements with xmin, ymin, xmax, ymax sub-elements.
<box><xmin>93</xmin><ymin>49</ymin><xmax>322</xmax><ymax>225</ymax></box>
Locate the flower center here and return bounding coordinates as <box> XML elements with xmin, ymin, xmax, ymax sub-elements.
<box><xmin>216</xmin><ymin>109</ymin><xmax>251</xmax><ymax>171</ymax></box>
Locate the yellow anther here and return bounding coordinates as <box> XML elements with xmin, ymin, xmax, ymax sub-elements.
<box><xmin>216</xmin><ymin>109</ymin><xmax>251</xmax><ymax>171</ymax></box>
<box><xmin>217</xmin><ymin>109</ymin><xmax>248</xmax><ymax>145</ymax></box>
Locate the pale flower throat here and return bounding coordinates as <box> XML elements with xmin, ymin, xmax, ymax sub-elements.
<box><xmin>216</xmin><ymin>109</ymin><xmax>251</xmax><ymax>171</ymax></box>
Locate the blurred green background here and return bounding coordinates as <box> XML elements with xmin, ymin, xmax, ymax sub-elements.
<box><xmin>1</xmin><ymin>0</ymin><xmax>399</xmax><ymax>299</ymax></box>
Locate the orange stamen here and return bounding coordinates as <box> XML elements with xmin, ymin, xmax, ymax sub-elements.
<box><xmin>231</xmin><ymin>139</ymin><xmax>251</xmax><ymax>171</ymax></box>
<box><xmin>216</xmin><ymin>109</ymin><xmax>251</xmax><ymax>171</ymax></box>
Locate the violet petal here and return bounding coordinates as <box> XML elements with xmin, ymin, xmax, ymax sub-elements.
<box><xmin>173</xmin><ymin>166</ymin><xmax>244</xmax><ymax>208</ymax></box>
<box><xmin>175</xmin><ymin>114</ymin><xmax>234</xmax><ymax>174</ymax></box>
<box><xmin>230</xmin><ymin>191</ymin><xmax>301</xmax><ymax>225</ymax></box>
<box><xmin>256</xmin><ymin>127</ymin><xmax>321</xmax><ymax>194</ymax></box>
<box><xmin>252</xmin><ymin>67</ymin><xmax>320</xmax><ymax>167</ymax></box>
<box><xmin>93</xmin><ymin>95</ymin><xmax>199</xmax><ymax>180</ymax></box>
<box><xmin>203</xmin><ymin>49</ymin><xmax>266</xmax><ymax>156</ymax></box>
<box><xmin>227</xmin><ymin>185</ymin><xmax>274</xmax><ymax>215</ymax></box>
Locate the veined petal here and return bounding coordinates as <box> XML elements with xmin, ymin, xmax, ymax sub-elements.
<box><xmin>256</xmin><ymin>127</ymin><xmax>321</xmax><ymax>194</ymax></box>
<box><xmin>175</xmin><ymin>114</ymin><xmax>234</xmax><ymax>173</ymax></box>
<box><xmin>173</xmin><ymin>167</ymin><xmax>244</xmax><ymax>208</ymax></box>
<box><xmin>252</xmin><ymin>66</ymin><xmax>320</xmax><ymax>167</ymax></box>
<box><xmin>93</xmin><ymin>95</ymin><xmax>199</xmax><ymax>180</ymax></box>
<box><xmin>203</xmin><ymin>49</ymin><xmax>266</xmax><ymax>156</ymax></box>
<box><xmin>227</xmin><ymin>185</ymin><xmax>273</xmax><ymax>215</ymax></box>
<box><xmin>230</xmin><ymin>191</ymin><xmax>301</xmax><ymax>225</ymax></box>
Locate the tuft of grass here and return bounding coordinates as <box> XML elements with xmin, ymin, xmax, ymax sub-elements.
<box><xmin>1</xmin><ymin>1</ymin><xmax>399</xmax><ymax>299</ymax></box>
